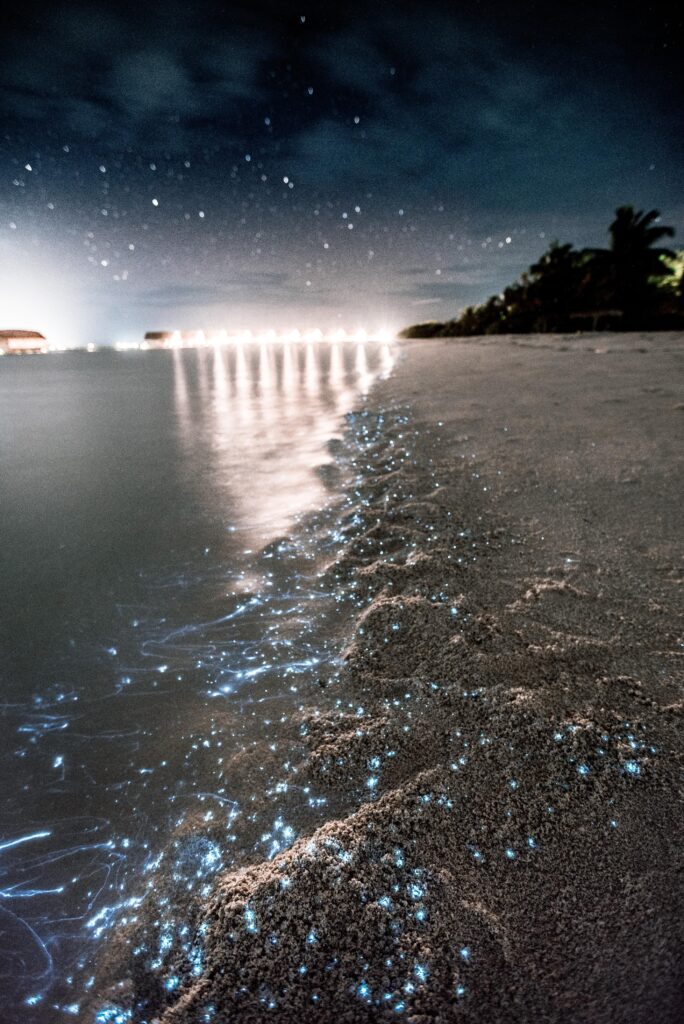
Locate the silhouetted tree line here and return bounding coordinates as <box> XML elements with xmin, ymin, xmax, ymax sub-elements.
<box><xmin>400</xmin><ymin>207</ymin><xmax>684</xmax><ymax>338</ymax></box>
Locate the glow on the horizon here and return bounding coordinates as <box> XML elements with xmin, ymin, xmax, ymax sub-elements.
<box><xmin>0</xmin><ymin>263</ymin><xmax>82</xmax><ymax>349</ymax></box>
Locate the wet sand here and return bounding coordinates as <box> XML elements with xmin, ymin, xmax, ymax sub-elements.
<box><xmin>102</xmin><ymin>333</ymin><xmax>682</xmax><ymax>1023</ymax></box>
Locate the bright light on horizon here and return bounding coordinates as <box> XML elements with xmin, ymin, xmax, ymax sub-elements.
<box><xmin>0</xmin><ymin>261</ymin><xmax>82</xmax><ymax>350</ymax></box>
<box><xmin>112</xmin><ymin>325</ymin><xmax>398</xmax><ymax>352</ymax></box>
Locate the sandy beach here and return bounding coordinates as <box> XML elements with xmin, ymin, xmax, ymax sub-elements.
<box><xmin>101</xmin><ymin>333</ymin><xmax>683</xmax><ymax>1023</ymax></box>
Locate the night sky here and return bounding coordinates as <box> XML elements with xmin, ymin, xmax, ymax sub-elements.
<box><xmin>1</xmin><ymin>0</ymin><xmax>682</xmax><ymax>346</ymax></box>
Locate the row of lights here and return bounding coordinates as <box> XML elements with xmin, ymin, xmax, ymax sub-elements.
<box><xmin>114</xmin><ymin>327</ymin><xmax>396</xmax><ymax>351</ymax></box>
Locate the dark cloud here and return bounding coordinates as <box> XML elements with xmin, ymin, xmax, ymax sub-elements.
<box><xmin>0</xmin><ymin>2</ymin><xmax>273</xmax><ymax>149</ymax></box>
<box><xmin>283</xmin><ymin>6</ymin><xmax>682</xmax><ymax>212</ymax></box>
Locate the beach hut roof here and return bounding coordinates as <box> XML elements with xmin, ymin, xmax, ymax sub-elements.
<box><xmin>0</xmin><ymin>329</ymin><xmax>47</xmax><ymax>339</ymax></box>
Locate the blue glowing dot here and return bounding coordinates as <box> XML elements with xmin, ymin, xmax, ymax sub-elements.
<box><xmin>164</xmin><ymin>976</ymin><xmax>180</xmax><ymax>991</ymax></box>
<box><xmin>95</xmin><ymin>1011</ymin><xmax>130</xmax><ymax>1024</ymax></box>
<box><xmin>508</xmin><ymin>779</ymin><xmax>519</xmax><ymax>790</ymax></box>
<box><xmin>306</xmin><ymin>928</ymin><xmax>318</xmax><ymax>944</ymax></box>
<box><xmin>577</xmin><ymin>763</ymin><xmax>590</xmax><ymax>776</ymax></box>
<box><xmin>505</xmin><ymin>848</ymin><xmax>517</xmax><ymax>860</ymax></box>
<box><xmin>414</xmin><ymin>907</ymin><xmax>427</xmax><ymax>921</ymax></box>
<box><xmin>414</xmin><ymin>962</ymin><xmax>429</xmax><ymax>982</ymax></box>
<box><xmin>357</xmin><ymin>982</ymin><xmax>371</xmax><ymax>999</ymax></box>
<box><xmin>527</xmin><ymin>836</ymin><xmax>537</xmax><ymax>849</ymax></box>
<box><xmin>244</xmin><ymin>908</ymin><xmax>258</xmax><ymax>933</ymax></box>
<box><xmin>459</xmin><ymin>946</ymin><xmax>471</xmax><ymax>961</ymax></box>
<box><xmin>623</xmin><ymin>760</ymin><xmax>640</xmax><ymax>776</ymax></box>
<box><xmin>455</xmin><ymin>984</ymin><xmax>465</xmax><ymax>997</ymax></box>
<box><xmin>367</xmin><ymin>776</ymin><xmax>379</xmax><ymax>790</ymax></box>
<box><xmin>393</xmin><ymin>1002</ymin><xmax>406</xmax><ymax>1013</ymax></box>
<box><xmin>378</xmin><ymin>895</ymin><xmax>392</xmax><ymax>910</ymax></box>
<box><xmin>407</xmin><ymin>883</ymin><xmax>424</xmax><ymax>900</ymax></box>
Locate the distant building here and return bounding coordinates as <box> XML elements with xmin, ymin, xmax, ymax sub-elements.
<box><xmin>143</xmin><ymin>330</ymin><xmax>209</xmax><ymax>348</ymax></box>
<box><xmin>144</xmin><ymin>331</ymin><xmax>174</xmax><ymax>348</ymax></box>
<box><xmin>0</xmin><ymin>330</ymin><xmax>48</xmax><ymax>354</ymax></box>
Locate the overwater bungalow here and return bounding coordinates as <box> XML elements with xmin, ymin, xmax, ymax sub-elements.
<box><xmin>144</xmin><ymin>331</ymin><xmax>174</xmax><ymax>348</ymax></box>
<box><xmin>0</xmin><ymin>330</ymin><xmax>48</xmax><ymax>354</ymax></box>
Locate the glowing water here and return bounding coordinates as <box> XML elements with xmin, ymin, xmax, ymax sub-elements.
<box><xmin>0</xmin><ymin>341</ymin><xmax>395</xmax><ymax>1019</ymax></box>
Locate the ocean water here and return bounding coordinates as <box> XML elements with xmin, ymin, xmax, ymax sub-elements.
<box><xmin>0</xmin><ymin>341</ymin><xmax>395</xmax><ymax>1020</ymax></box>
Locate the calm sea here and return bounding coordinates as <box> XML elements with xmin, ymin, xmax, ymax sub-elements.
<box><xmin>0</xmin><ymin>341</ymin><xmax>394</xmax><ymax>1020</ymax></box>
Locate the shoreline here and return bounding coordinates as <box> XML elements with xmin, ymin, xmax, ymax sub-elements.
<box><xmin>98</xmin><ymin>333</ymin><xmax>682</xmax><ymax>1023</ymax></box>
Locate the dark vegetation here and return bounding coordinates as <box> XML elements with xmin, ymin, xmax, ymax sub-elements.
<box><xmin>401</xmin><ymin>207</ymin><xmax>684</xmax><ymax>337</ymax></box>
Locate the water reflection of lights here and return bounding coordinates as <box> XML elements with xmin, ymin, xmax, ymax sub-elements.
<box><xmin>172</xmin><ymin>340</ymin><xmax>396</xmax><ymax>543</ymax></box>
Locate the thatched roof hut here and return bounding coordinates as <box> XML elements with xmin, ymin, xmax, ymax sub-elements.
<box><xmin>0</xmin><ymin>330</ymin><xmax>48</xmax><ymax>354</ymax></box>
<box><xmin>144</xmin><ymin>331</ymin><xmax>174</xmax><ymax>348</ymax></box>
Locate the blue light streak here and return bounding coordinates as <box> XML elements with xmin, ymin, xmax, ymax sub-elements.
<box><xmin>0</xmin><ymin>830</ymin><xmax>52</xmax><ymax>852</ymax></box>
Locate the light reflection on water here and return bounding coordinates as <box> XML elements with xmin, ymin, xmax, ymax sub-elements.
<box><xmin>170</xmin><ymin>342</ymin><xmax>392</xmax><ymax>540</ymax></box>
<box><xmin>0</xmin><ymin>340</ymin><xmax>395</xmax><ymax>1020</ymax></box>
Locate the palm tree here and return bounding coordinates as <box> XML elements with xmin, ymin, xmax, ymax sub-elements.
<box><xmin>526</xmin><ymin>241</ymin><xmax>584</xmax><ymax>328</ymax></box>
<box><xmin>399</xmin><ymin>205</ymin><xmax>681</xmax><ymax>337</ymax></box>
<box><xmin>608</xmin><ymin>206</ymin><xmax>675</xmax><ymax>325</ymax></box>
